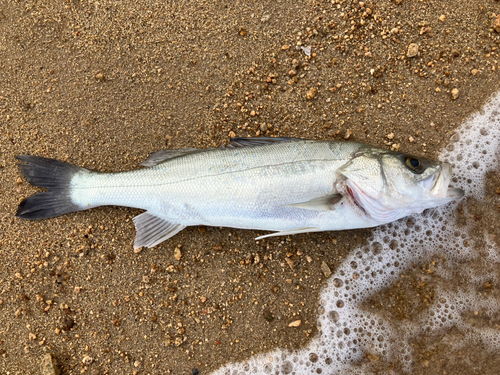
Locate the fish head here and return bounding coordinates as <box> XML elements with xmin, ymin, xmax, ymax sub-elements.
<box><xmin>338</xmin><ymin>148</ymin><xmax>464</xmax><ymax>222</ymax></box>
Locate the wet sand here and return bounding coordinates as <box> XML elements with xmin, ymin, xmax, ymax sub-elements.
<box><xmin>1</xmin><ymin>1</ymin><xmax>500</xmax><ymax>374</ymax></box>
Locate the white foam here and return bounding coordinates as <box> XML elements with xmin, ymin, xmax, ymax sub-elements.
<box><xmin>212</xmin><ymin>91</ymin><xmax>500</xmax><ymax>374</ymax></box>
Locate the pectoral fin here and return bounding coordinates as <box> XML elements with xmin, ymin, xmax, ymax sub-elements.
<box><xmin>255</xmin><ymin>227</ymin><xmax>321</xmax><ymax>240</ymax></box>
<box><xmin>133</xmin><ymin>211</ymin><xmax>186</xmax><ymax>249</ymax></box>
<box><xmin>285</xmin><ymin>194</ymin><xmax>342</xmax><ymax>211</ymax></box>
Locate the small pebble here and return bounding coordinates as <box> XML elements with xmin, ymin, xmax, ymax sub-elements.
<box><xmin>439</xmin><ymin>15</ymin><xmax>446</xmax><ymax>22</ymax></box>
<box><xmin>344</xmin><ymin>129</ymin><xmax>352</xmax><ymax>140</ymax></box>
<box><xmin>420</xmin><ymin>26</ymin><xmax>432</xmax><ymax>35</ymax></box>
<box><xmin>391</xmin><ymin>143</ymin><xmax>401</xmax><ymax>151</ymax></box>
<box><xmin>95</xmin><ymin>73</ymin><xmax>105</xmax><ymax>81</ymax></box>
<box><xmin>451</xmin><ymin>88</ymin><xmax>459</xmax><ymax>100</ymax></box>
<box><xmin>471</xmin><ymin>69</ymin><xmax>478</xmax><ymax>76</ymax></box>
<box><xmin>321</xmin><ymin>261</ymin><xmax>332</xmax><ymax>278</ymax></box>
<box><xmin>493</xmin><ymin>15</ymin><xmax>500</xmax><ymax>33</ymax></box>
<box><xmin>82</xmin><ymin>356</ymin><xmax>93</xmax><ymax>365</ymax></box>
<box><xmin>174</xmin><ymin>247</ymin><xmax>182</xmax><ymax>260</ymax></box>
<box><xmin>288</xmin><ymin>319</ymin><xmax>301</xmax><ymax>327</ymax></box>
<box><xmin>407</xmin><ymin>43</ymin><xmax>419</xmax><ymax>58</ymax></box>
<box><xmin>386</xmin><ymin>133</ymin><xmax>394</xmax><ymax>140</ymax></box>
<box><xmin>261</xmin><ymin>14</ymin><xmax>270</xmax><ymax>22</ymax></box>
<box><xmin>306</xmin><ymin>87</ymin><xmax>317</xmax><ymax>100</ymax></box>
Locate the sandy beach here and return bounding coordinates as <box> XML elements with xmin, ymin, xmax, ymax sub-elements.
<box><xmin>1</xmin><ymin>1</ymin><xmax>500</xmax><ymax>374</ymax></box>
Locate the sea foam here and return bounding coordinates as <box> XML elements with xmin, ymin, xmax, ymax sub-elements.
<box><xmin>212</xmin><ymin>91</ymin><xmax>500</xmax><ymax>374</ymax></box>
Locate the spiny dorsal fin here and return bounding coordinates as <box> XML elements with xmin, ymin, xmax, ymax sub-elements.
<box><xmin>133</xmin><ymin>211</ymin><xmax>185</xmax><ymax>249</ymax></box>
<box><xmin>140</xmin><ymin>148</ymin><xmax>203</xmax><ymax>167</ymax></box>
<box><xmin>284</xmin><ymin>194</ymin><xmax>343</xmax><ymax>211</ymax></box>
<box><xmin>228</xmin><ymin>137</ymin><xmax>302</xmax><ymax>148</ymax></box>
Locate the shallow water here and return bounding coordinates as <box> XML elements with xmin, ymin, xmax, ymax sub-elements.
<box><xmin>213</xmin><ymin>92</ymin><xmax>500</xmax><ymax>374</ymax></box>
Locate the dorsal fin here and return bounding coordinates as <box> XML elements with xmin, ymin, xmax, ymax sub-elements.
<box><xmin>140</xmin><ymin>148</ymin><xmax>204</xmax><ymax>167</ymax></box>
<box><xmin>228</xmin><ymin>137</ymin><xmax>302</xmax><ymax>148</ymax></box>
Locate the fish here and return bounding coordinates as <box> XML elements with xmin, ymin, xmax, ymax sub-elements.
<box><xmin>15</xmin><ymin>137</ymin><xmax>464</xmax><ymax>249</ymax></box>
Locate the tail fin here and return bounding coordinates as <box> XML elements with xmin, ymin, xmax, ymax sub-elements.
<box><xmin>16</xmin><ymin>155</ymin><xmax>89</xmax><ymax>220</ymax></box>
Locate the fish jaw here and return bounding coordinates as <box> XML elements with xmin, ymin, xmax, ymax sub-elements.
<box><xmin>424</xmin><ymin>162</ymin><xmax>464</xmax><ymax>200</ymax></box>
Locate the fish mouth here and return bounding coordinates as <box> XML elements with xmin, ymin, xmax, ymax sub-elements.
<box><xmin>425</xmin><ymin>162</ymin><xmax>464</xmax><ymax>200</ymax></box>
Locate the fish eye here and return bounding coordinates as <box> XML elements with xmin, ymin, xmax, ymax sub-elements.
<box><xmin>406</xmin><ymin>157</ymin><xmax>422</xmax><ymax>171</ymax></box>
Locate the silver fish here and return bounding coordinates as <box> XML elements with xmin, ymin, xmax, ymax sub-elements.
<box><xmin>16</xmin><ymin>137</ymin><xmax>463</xmax><ymax>249</ymax></box>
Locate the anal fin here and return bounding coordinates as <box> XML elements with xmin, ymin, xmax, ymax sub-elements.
<box><xmin>285</xmin><ymin>194</ymin><xmax>342</xmax><ymax>211</ymax></box>
<box><xmin>255</xmin><ymin>227</ymin><xmax>321</xmax><ymax>240</ymax></box>
<box><xmin>133</xmin><ymin>211</ymin><xmax>186</xmax><ymax>249</ymax></box>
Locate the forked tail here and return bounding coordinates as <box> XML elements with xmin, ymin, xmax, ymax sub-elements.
<box><xmin>16</xmin><ymin>155</ymin><xmax>89</xmax><ymax>219</ymax></box>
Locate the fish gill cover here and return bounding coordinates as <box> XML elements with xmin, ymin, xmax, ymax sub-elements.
<box><xmin>212</xmin><ymin>93</ymin><xmax>500</xmax><ymax>374</ymax></box>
